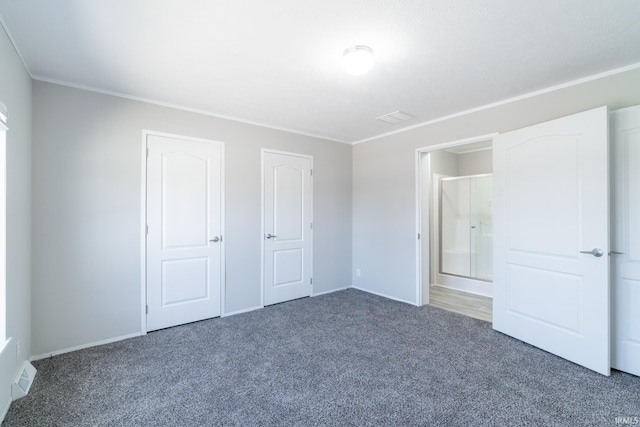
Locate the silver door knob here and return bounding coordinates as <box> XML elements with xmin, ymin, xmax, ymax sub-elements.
<box><xmin>265</xmin><ymin>233</ymin><xmax>276</xmax><ymax>239</ymax></box>
<box><xmin>580</xmin><ymin>248</ymin><xmax>603</xmax><ymax>257</ymax></box>
<box><xmin>209</xmin><ymin>236</ymin><xmax>220</xmax><ymax>243</ymax></box>
<box><xmin>609</xmin><ymin>251</ymin><xmax>624</xmax><ymax>255</ymax></box>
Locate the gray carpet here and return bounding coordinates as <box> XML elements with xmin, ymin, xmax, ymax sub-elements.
<box><xmin>3</xmin><ymin>289</ymin><xmax>639</xmax><ymax>426</ymax></box>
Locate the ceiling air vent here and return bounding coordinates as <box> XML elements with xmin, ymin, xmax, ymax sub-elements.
<box><xmin>376</xmin><ymin>110</ymin><xmax>415</xmax><ymax>125</ymax></box>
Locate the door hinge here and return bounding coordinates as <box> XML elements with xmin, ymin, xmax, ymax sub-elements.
<box><xmin>310</xmin><ymin>169</ymin><xmax>313</xmax><ymax>176</ymax></box>
<box><xmin>310</xmin><ymin>222</ymin><xmax>313</xmax><ymax>230</ymax></box>
<box><xmin>146</xmin><ymin>148</ymin><xmax>149</xmax><ymax>158</ymax></box>
<box><xmin>310</xmin><ymin>278</ymin><xmax>313</xmax><ymax>285</ymax></box>
<box><xmin>146</xmin><ymin>224</ymin><xmax>149</xmax><ymax>235</ymax></box>
<box><xmin>417</xmin><ymin>233</ymin><xmax>420</xmax><ymax>240</ymax></box>
<box><xmin>145</xmin><ymin>305</ymin><xmax>148</xmax><ymax>314</ymax></box>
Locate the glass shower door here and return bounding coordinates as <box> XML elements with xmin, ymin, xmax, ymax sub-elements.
<box><xmin>470</xmin><ymin>176</ymin><xmax>493</xmax><ymax>281</ymax></box>
<box><xmin>440</xmin><ymin>177</ymin><xmax>471</xmax><ymax>277</ymax></box>
<box><xmin>440</xmin><ymin>174</ymin><xmax>493</xmax><ymax>282</ymax></box>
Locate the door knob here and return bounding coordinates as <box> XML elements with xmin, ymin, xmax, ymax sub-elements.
<box><xmin>209</xmin><ymin>236</ymin><xmax>220</xmax><ymax>243</ymax></box>
<box><xmin>580</xmin><ymin>248</ymin><xmax>603</xmax><ymax>257</ymax></box>
<box><xmin>265</xmin><ymin>233</ymin><xmax>277</xmax><ymax>239</ymax></box>
<box><xmin>609</xmin><ymin>250</ymin><xmax>624</xmax><ymax>256</ymax></box>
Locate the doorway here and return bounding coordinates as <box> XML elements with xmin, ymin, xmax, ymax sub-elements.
<box><xmin>417</xmin><ymin>137</ymin><xmax>494</xmax><ymax>322</ymax></box>
<box><xmin>417</xmin><ymin>106</ymin><xmax>640</xmax><ymax>376</ymax></box>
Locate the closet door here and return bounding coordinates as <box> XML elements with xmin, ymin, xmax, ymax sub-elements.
<box><xmin>611</xmin><ymin>106</ymin><xmax>640</xmax><ymax>376</ymax></box>
<box><xmin>262</xmin><ymin>151</ymin><xmax>313</xmax><ymax>306</ymax></box>
<box><xmin>146</xmin><ymin>133</ymin><xmax>224</xmax><ymax>332</ymax></box>
<box><xmin>493</xmin><ymin>106</ymin><xmax>610</xmax><ymax>375</ymax></box>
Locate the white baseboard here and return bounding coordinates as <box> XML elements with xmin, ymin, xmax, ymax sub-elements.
<box><xmin>222</xmin><ymin>305</ymin><xmax>262</xmax><ymax>318</ymax></box>
<box><xmin>350</xmin><ymin>286</ymin><xmax>419</xmax><ymax>306</ymax></box>
<box><xmin>311</xmin><ymin>287</ymin><xmax>348</xmax><ymax>297</ymax></box>
<box><xmin>30</xmin><ymin>331</ymin><xmax>144</xmax><ymax>362</ymax></box>
<box><xmin>0</xmin><ymin>395</ymin><xmax>10</xmax><ymax>425</ymax></box>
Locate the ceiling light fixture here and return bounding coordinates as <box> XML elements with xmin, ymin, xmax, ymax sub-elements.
<box><xmin>342</xmin><ymin>45</ymin><xmax>374</xmax><ymax>76</ymax></box>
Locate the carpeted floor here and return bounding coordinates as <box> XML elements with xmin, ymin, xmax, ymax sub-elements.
<box><xmin>3</xmin><ymin>289</ymin><xmax>639</xmax><ymax>426</ymax></box>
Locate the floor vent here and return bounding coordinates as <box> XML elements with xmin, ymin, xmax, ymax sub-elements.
<box><xmin>376</xmin><ymin>110</ymin><xmax>415</xmax><ymax>124</ymax></box>
<box><xmin>12</xmin><ymin>361</ymin><xmax>37</xmax><ymax>401</ymax></box>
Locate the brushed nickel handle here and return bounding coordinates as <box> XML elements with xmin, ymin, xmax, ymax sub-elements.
<box><xmin>580</xmin><ymin>248</ymin><xmax>603</xmax><ymax>257</ymax></box>
<box><xmin>609</xmin><ymin>251</ymin><xmax>624</xmax><ymax>255</ymax></box>
<box><xmin>209</xmin><ymin>236</ymin><xmax>220</xmax><ymax>243</ymax></box>
<box><xmin>265</xmin><ymin>233</ymin><xmax>277</xmax><ymax>239</ymax></box>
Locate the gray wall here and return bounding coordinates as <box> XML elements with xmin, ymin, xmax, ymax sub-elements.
<box><xmin>352</xmin><ymin>68</ymin><xmax>640</xmax><ymax>304</ymax></box>
<box><xmin>32</xmin><ymin>81</ymin><xmax>352</xmax><ymax>356</ymax></box>
<box><xmin>429</xmin><ymin>150</ymin><xmax>458</xmax><ymax>176</ymax></box>
<box><xmin>457</xmin><ymin>149</ymin><xmax>492</xmax><ymax>176</ymax></box>
<box><xmin>0</xmin><ymin>25</ymin><xmax>32</xmax><ymax>411</ymax></box>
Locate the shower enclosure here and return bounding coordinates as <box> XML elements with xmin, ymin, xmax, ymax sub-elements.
<box><xmin>439</xmin><ymin>174</ymin><xmax>493</xmax><ymax>282</ymax></box>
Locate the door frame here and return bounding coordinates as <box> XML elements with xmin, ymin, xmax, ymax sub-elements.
<box><xmin>415</xmin><ymin>133</ymin><xmax>497</xmax><ymax>307</ymax></box>
<box><xmin>260</xmin><ymin>148</ymin><xmax>314</xmax><ymax>308</ymax></box>
<box><xmin>140</xmin><ymin>130</ymin><xmax>226</xmax><ymax>333</ymax></box>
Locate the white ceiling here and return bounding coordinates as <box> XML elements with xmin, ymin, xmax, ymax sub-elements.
<box><xmin>1</xmin><ymin>1</ymin><xmax>639</xmax><ymax>144</ymax></box>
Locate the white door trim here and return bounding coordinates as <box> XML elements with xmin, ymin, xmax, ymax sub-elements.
<box><xmin>141</xmin><ymin>130</ymin><xmax>226</xmax><ymax>333</ymax></box>
<box><xmin>260</xmin><ymin>148</ymin><xmax>314</xmax><ymax>307</ymax></box>
<box><xmin>415</xmin><ymin>151</ymin><xmax>429</xmax><ymax>306</ymax></box>
<box><xmin>140</xmin><ymin>135</ymin><xmax>147</xmax><ymax>334</ymax></box>
<box><xmin>415</xmin><ymin>133</ymin><xmax>498</xmax><ymax>307</ymax></box>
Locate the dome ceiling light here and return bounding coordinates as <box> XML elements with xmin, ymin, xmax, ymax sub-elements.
<box><xmin>342</xmin><ymin>45</ymin><xmax>374</xmax><ymax>76</ymax></box>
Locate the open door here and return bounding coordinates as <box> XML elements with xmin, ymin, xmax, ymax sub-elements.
<box><xmin>493</xmin><ymin>106</ymin><xmax>610</xmax><ymax>375</ymax></box>
<box><xmin>611</xmin><ymin>106</ymin><xmax>640</xmax><ymax>376</ymax></box>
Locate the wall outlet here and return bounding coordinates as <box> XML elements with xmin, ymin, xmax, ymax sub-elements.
<box><xmin>16</xmin><ymin>339</ymin><xmax>21</xmax><ymax>362</ymax></box>
<box><xmin>356</xmin><ymin>268</ymin><xmax>361</xmax><ymax>278</ymax></box>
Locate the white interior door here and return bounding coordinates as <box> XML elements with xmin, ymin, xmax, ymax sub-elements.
<box><xmin>493</xmin><ymin>106</ymin><xmax>610</xmax><ymax>375</ymax></box>
<box><xmin>146</xmin><ymin>133</ymin><xmax>223</xmax><ymax>331</ymax></box>
<box><xmin>611</xmin><ymin>106</ymin><xmax>640</xmax><ymax>376</ymax></box>
<box><xmin>263</xmin><ymin>151</ymin><xmax>312</xmax><ymax>306</ymax></box>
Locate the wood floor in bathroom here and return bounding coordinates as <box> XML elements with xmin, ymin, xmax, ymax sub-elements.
<box><xmin>429</xmin><ymin>285</ymin><xmax>492</xmax><ymax>323</ymax></box>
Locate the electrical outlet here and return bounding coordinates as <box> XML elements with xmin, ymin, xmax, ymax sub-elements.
<box><xmin>16</xmin><ymin>339</ymin><xmax>21</xmax><ymax>362</ymax></box>
<box><xmin>356</xmin><ymin>268</ymin><xmax>361</xmax><ymax>278</ymax></box>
